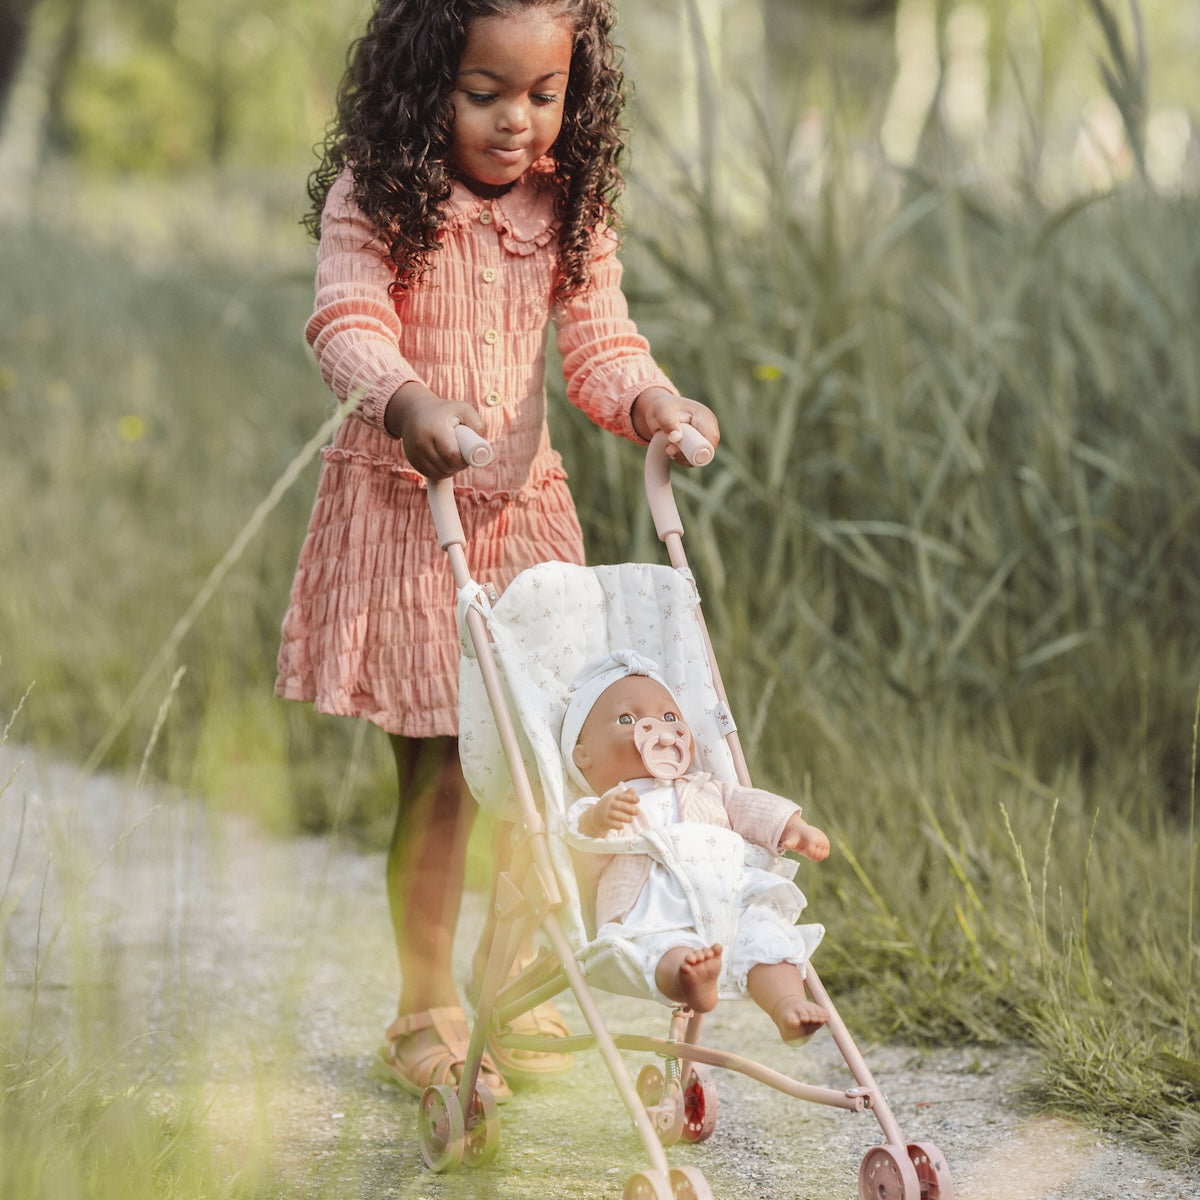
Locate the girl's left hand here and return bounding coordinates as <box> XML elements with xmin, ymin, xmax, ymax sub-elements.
<box><xmin>631</xmin><ymin>388</ymin><xmax>720</xmax><ymax>463</ymax></box>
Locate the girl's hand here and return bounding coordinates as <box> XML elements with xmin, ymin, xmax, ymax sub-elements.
<box><xmin>581</xmin><ymin>785</ymin><xmax>641</xmax><ymax>836</ymax></box>
<box><xmin>384</xmin><ymin>381</ymin><xmax>485</xmax><ymax>479</ymax></box>
<box><xmin>779</xmin><ymin>813</ymin><xmax>830</xmax><ymax>862</ymax></box>
<box><xmin>631</xmin><ymin>388</ymin><xmax>720</xmax><ymax>464</ymax></box>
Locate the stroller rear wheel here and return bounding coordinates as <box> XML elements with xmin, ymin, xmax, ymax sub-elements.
<box><xmin>680</xmin><ymin>1065</ymin><xmax>718</xmax><ymax>1143</ymax></box>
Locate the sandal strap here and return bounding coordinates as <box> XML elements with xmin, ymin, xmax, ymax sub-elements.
<box><xmin>385</xmin><ymin>1004</ymin><xmax>468</xmax><ymax>1047</ymax></box>
<box><xmin>382</xmin><ymin>1006</ymin><xmax>510</xmax><ymax>1095</ymax></box>
<box><xmin>510</xmin><ymin>1004</ymin><xmax>570</xmax><ymax>1038</ymax></box>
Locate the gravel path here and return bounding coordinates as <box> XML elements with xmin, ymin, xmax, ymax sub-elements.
<box><xmin>3</xmin><ymin>745</ymin><xmax>1198</xmax><ymax>1200</ymax></box>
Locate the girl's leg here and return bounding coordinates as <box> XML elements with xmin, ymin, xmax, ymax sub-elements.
<box><xmin>386</xmin><ymin>734</ymin><xmax>472</xmax><ymax>1013</ymax></box>
<box><xmin>466</xmin><ymin>819</ymin><xmax>574</xmax><ymax>1080</ymax></box>
<box><xmin>378</xmin><ymin>735</ymin><xmax>511</xmax><ymax>1097</ymax></box>
<box><xmin>746</xmin><ymin>961</ymin><xmax>829</xmax><ymax>1043</ymax></box>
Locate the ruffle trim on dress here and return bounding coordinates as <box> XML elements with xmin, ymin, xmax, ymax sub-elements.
<box><xmin>438</xmin><ymin>158</ymin><xmax>560</xmax><ymax>256</ymax></box>
<box><xmin>320</xmin><ymin>444</ymin><xmax>569</xmax><ymax>503</ymax></box>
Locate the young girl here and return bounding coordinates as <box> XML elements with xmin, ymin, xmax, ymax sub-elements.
<box><xmin>275</xmin><ymin>0</ymin><xmax>720</xmax><ymax>1100</ymax></box>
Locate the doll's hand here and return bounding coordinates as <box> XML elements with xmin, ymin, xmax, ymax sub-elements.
<box><xmin>779</xmin><ymin>813</ymin><xmax>830</xmax><ymax>861</ymax></box>
<box><xmin>631</xmin><ymin>388</ymin><xmax>720</xmax><ymax>464</ymax></box>
<box><xmin>582</xmin><ymin>786</ymin><xmax>641</xmax><ymax>836</ymax></box>
<box><xmin>384</xmin><ymin>382</ymin><xmax>485</xmax><ymax>479</ymax></box>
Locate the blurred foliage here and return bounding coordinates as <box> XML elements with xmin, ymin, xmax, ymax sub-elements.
<box><xmin>1</xmin><ymin>0</ymin><xmax>1200</xmax><ymax>1165</ymax></box>
<box><xmin>2</xmin><ymin>0</ymin><xmax>1198</xmax><ymax>190</ymax></box>
<box><xmin>6</xmin><ymin>0</ymin><xmax>359</xmax><ymax>170</ymax></box>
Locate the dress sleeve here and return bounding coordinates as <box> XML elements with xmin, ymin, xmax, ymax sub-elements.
<box><xmin>554</xmin><ymin>225</ymin><xmax>677</xmax><ymax>443</ymax></box>
<box><xmin>303</xmin><ymin>171</ymin><xmax>424</xmax><ymax>434</ymax></box>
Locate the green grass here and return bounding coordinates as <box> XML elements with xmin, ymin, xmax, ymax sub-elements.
<box><xmin>3</xmin><ymin>0</ymin><xmax>1200</xmax><ymax>1181</ymax></box>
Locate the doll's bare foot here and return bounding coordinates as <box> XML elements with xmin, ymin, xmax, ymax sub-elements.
<box><xmin>678</xmin><ymin>944</ymin><xmax>723</xmax><ymax>1012</ymax></box>
<box><xmin>769</xmin><ymin>993</ymin><xmax>829</xmax><ymax>1044</ymax></box>
<box><xmin>657</xmin><ymin>944</ymin><xmax>723</xmax><ymax>1013</ymax></box>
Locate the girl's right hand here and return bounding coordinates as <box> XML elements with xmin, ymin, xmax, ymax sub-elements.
<box><xmin>384</xmin><ymin>381</ymin><xmax>485</xmax><ymax>479</ymax></box>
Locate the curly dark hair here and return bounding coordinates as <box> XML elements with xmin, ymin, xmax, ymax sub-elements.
<box><xmin>305</xmin><ymin>0</ymin><xmax>627</xmax><ymax>303</ymax></box>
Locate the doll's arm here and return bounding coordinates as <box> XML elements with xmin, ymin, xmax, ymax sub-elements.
<box><xmin>576</xmin><ymin>786</ymin><xmax>642</xmax><ymax>838</ymax></box>
<box><xmin>777</xmin><ymin>812</ymin><xmax>830</xmax><ymax>861</ymax></box>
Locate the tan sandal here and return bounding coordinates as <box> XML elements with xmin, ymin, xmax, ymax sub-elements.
<box><xmin>468</xmin><ymin>953</ymin><xmax>574</xmax><ymax>1083</ymax></box>
<box><xmin>374</xmin><ymin>1005</ymin><xmax>512</xmax><ymax>1102</ymax></box>
<box><xmin>486</xmin><ymin>1000</ymin><xmax>574</xmax><ymax>1082</ymax></box>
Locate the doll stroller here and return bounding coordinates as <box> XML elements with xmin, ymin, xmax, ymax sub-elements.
<box><xmin>419</xmin><ymin>425</ymin><xmax>955</xmax><ymax>1200</ymax></box>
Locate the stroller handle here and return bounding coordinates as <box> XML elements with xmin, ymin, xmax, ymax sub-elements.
<box><xmin>430</xmin><ymin>423</ymin><xmax>715</xmax><ymax>554</ymax></box>
<box><xmin>645</xmin><ymin>426</ymin><xmax>715</xmax><ymax>550</ymax></box>
<box><xmin>426</xmin><ymin>425</ymin><xmax>495</xmax><ymax>551</ymax></box>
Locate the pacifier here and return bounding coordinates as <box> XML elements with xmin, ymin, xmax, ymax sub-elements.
<box><xmin>633</xmin><ymin>715</ymin><xmax>694</xmax><ymax>781</ymax></box>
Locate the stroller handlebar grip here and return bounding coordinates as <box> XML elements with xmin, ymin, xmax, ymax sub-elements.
<box><xmin>674</xmin><ymin>423</ymin><xmax>715</xmax><ymax>467</ymax></box>
<box><xmin>454</xmin><ymin>423</ymin><xmax>496</xmax><ymax>468</ymax></box>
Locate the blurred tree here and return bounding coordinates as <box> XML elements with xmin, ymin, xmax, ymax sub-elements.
<box><xmin>0</xmin><ymin>0</ymin><xmax>86</xmax><ymax>202</ymax></box>
<box><xmin>0</xmin><ymin>0</ymin><xmax>1193</xmax><ymax>191</ymax></box>
<box><xmin>0</xmin><ymin>0</ymin><xmax>36</xmax><ymax>122</ymax></box>
<box><xmin>761</xmin><ymin>0</ymin><xmax>900</xmax><ymax>134</ymax></box>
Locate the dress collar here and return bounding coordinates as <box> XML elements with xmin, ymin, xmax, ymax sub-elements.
<box><xmin>441</xmin><ymin>157</ymin><xmax>558</xmax><ymax>250</ymax></box>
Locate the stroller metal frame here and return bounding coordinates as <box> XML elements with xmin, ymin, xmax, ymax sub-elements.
<box><xmin>419</xmin><ymin>427</ymin><xmax>954</xmax><ymax>1200</ymax></box>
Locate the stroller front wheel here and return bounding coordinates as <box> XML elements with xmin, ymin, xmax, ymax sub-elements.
<box><xmin>670</xmin><ymin>1165</ymin><xmax>715</xmax><ymax>1198</ymax></box>
<box><xmin>462</xmin><ymin>1081</ymin><xmax>502</xmax><ymax>1167</ymax></box>
<box><xmin>858</xmin><ymin>1143</ymin><xmax>921</xmax><ymax>1200</ymax></box>
<box><xmin>417</xmin><ymin>1084</ymin><xmax>465</xmax><ymax>1171</ymax></box>
<box><xmin>906</xmin><ymin>1142</ymin><xmax>954</xmax><ymax>1199</ymax></box>
<box><xmin>623</xmin><ymin>1168</ymin><xmax>674</xmax><ymax>1199</ymax></box>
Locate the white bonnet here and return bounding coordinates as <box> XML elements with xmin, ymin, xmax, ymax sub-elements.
<box><xmin>559</xmin><ymin>651</ymin><xmax>672</xmax><ymax>792</ymax></box>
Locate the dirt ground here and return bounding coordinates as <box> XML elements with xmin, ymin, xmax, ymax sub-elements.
<box><xmin>3</xmin><ymin>745</ymin><xmax>1198</xmax><ymax>1200</ymax></box>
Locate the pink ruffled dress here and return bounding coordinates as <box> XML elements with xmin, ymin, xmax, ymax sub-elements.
<box><xmin>275</xmin><ymin>163</ymin><xmax>676</xmax><ymax>737</ymax></box>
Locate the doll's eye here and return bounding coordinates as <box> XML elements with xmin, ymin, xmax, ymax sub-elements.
<box><xmin>663</xmin><ymin>711</ymin><xmax>679</xmax><ymax>722</ymax></box>
<box><xmin>618</xmin><ymin>713</ymin><xmax>634</xmax><ymax>725</ymax></box>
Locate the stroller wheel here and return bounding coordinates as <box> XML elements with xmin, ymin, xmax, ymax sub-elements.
<box><xmin>906</xmin><ymin>1142</ymin><xmax>954</xmax><ymax>1199</ymax></box>
<box><xmin>623</xmin><ymin>1169</ymin><xmax>674</xmax><ymax>1199</ymax></box>
<box><xmin>417</xmin><ymin>1084</ymin><xmax>464</xmax><ymax>1172</ymax></box>
<box><xmin>680</xmin><ymin>1065</ymin><xmax>718</xmax><ymax>1143</ymax></box>
<box><xmin>462</xmin><ymin>1080</ymin><xmax>501</xmax><ymax>1168</ymax></box>
<box><xmin>858</xmin><ymin>1143</ymin><xmax>921</xmax><ymax>1200</ymax></box>
<box><xmin>636</xmin><ymin>1063</ymin><xmax>665</xmax><ymax>1106</ymax></box>
<box><xmin>669</xmin><ymin>1165</ymin><xmax>715</xmax><ymax>1199</ymax></box>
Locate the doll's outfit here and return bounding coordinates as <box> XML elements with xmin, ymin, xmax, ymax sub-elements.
<box><xmin>567</xmin><ymin>773</ymin><xmax>825</xmax><ymax>1004</ymax></box>
<box><xmin>276</xmin><ymin>161</ymin><xmax>676</xmax><ymax>736</ymax></box>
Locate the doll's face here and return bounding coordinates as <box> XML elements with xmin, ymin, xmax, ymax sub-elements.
<box><xmin>571</xmin><ymin>675</ymin><xmax>694</xmax><ymax>795</ymax></box>
<box><xmin>448</xmin><ymin>8</ymin><xmax>573</xmax><ymax>192</ymax></box>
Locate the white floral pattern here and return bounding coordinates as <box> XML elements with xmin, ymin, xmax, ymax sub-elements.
<box><xmin>457</xmin><ymin>560</ymin><xmax>737</xmax><ymax>947</ymax></box>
